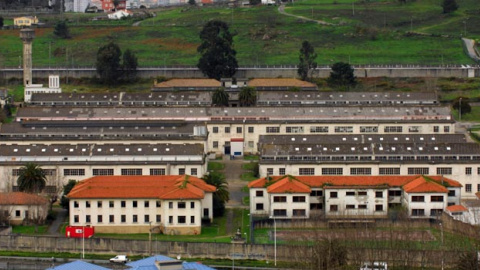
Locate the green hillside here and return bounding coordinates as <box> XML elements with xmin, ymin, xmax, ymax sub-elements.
<box><xmin>0</xmin><ymin>0</ymin><xmax>478</xmax><ymax>67</ymax></box>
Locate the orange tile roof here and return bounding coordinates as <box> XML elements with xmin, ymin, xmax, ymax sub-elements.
<box><xmin>446</xmin><ymin>205</ymin><xmax>468</xmax><ymax>212</ymax></box>
<box><xmin>249</xmin><ymin>175</ymin><xmax>460</xmax><ymax>193</ymax></box>
<box><xmin>68</xmin><ymin>175</ymin><xmax>216</xmax><ymax>200</ymax></box>
<box><xmin>154</xmin><ymin>79</ymin><xmax>221</xmax><ymax>88</ymax></box>
<box><xmin>0</xmin><ymin>192</ymin><xmax>49</xmax><ymax>205</ymax></box>
<box><xmin>266</xmin><ymin>175</ymin><xmax>311</xmax><ymax>193</ymax></box>
<box><xmin>248</xmin><ymin>78</ymin><xmax>317</xmax><ymax>88</ymax></box>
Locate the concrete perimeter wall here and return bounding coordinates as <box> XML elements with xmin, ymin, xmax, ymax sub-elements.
<box><xmin>1</xmin><ymin>66</ymin><xmax>479</xmax><ymax>80</ymax></box>
<box><xmin>0</xmin><ymin>234</ymin><xmax>470</xmax><ymax>268</ymax></box>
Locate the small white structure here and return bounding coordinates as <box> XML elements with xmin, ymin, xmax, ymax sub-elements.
<box><xmin>0</xmin><ymin>192</ymin><xmax>49</xmax><ymax>225</ymax></box>
<box><xmin>108</xmin><ymin>10</ymin><xmax>132</xmax><ymax>19</ymax></box>
<box><xmin>24</xmin><ymin>75</ymin><xmax>62</xmax><ymax>102</ymax></box>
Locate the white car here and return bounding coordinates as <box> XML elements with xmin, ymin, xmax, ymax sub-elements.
<box><xmin>360</xmin><ymin>261</ymin><xmax>388</xmax><ymax>270</ymax></box>
<box><xmin>110</xmin><ymin>255</ymin><xmax>129</xmax><ymax>263</ymax></box>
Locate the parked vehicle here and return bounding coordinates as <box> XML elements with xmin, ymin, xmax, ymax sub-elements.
<box><xmin>110</xmin><ymin>255</ymin><xmax>129</xmax><ymax>263</ymax></box>
<box><xmin>360</xmin><ymin>261</ymin><xmax>388</xmax><ymax>270</ymax></box>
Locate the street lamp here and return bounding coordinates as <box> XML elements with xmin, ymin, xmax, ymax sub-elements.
<box><xmin>269</xmin><ymin>215</ymin><xmax>277</xmax><ymax>266</ymax></box>
<box><xmin>149</xmin><ymin>221</ymin><xmax>152</xmax><ymax>255</ymax></box>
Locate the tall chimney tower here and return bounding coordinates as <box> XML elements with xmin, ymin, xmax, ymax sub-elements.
<box><xmin>20</xmin><ymin>28</ymin><xmax>35</xmax><ymax>86</ymax></box>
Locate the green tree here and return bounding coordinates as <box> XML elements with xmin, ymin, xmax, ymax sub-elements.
<box><xmin>0</xmin><ymin>17</ymin><xmax>4</xmax><ymax>28</ymax></box>
<box><xmin>327</xmin><ymin>62</ymin><xmax>356</xmax><ymax>89</ymax></box>
<box><xmin>53</xmin><ymin>20</ymin><xmax>70</xmax><ymax>39</ymax></box>
<box><xmin>188</xmin><ymin>0</ymin><xmax>196</xmax><ymax>5</ymax></box>
<box><xmin>96</xmin><ymin>42</ymin><xmax>122</xmax><ymax>85</ymax></box>
<box><xmin>442</xmin><ymin>0</ymin><xmax>458</xmax><ymax>13</ymax></box>
<box><xmin>113</xmin><ymin>0</ymin><xmax>120</xmax><ymax>10</ymax></box>
<box><xmin>60</xmin><ymin>180</ymin><xmax>77</xmax><ymax>210</ymax></box>
<box><xmin>452</xmin><ymin>97</ymin><xmax>471</xmax><ymax>117</ymax></box>
<box><xmin>197</xmin><ymin>20</ymin><xmax>238</xmax><ymax>80</ymax></box>
<box><xmin>122</xmin><ymin>49</ymin><xmax>138</xmax><ymax>82</ymax></box>
<box><xmin>239</xmin><ymin>86</ymin><xmax>256</xmax><ymax>107</ymax></box>
<box><xmin>212</xmin><ymin>88</ymin><xmax>229</xmax><ymax>106</ymax></box>
<box><xmin>202</xmin><ymin>172</ymin><xmax>229</xmax><ymax>217</ymax></box>
<box><xmin>17</xmin><ymin>163</ymin><xmax>46</xmax><ymax>194</ymax></box>
<box><xmin>297</xmin><ymin>41</ymin><xmax>317</xmax><ymax>81</ymax></box>
<box><xmin>302</xmin><ymin>238</ymin><xmax>348</xmax><ymax>269</ymax></box>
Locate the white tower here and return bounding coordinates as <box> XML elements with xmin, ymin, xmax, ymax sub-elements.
<box><xmin>20</xmin><ymin>28</ymin><xmax>35</xmax><ymax>86</ymax></box>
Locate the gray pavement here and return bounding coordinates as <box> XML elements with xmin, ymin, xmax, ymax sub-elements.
<box><xmin>221</xmin><ymin>155</ymin><xmax>250</xmax><ymax>209</ymax></box>
<box><xmin>47</xmin><ymin>207</ymin><xmax>67</xmax><ymax>236</ymax></box>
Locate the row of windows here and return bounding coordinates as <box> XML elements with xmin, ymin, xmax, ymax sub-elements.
<box><xmin>74</xmin><ymin>214</ymin><xmax>196</xmax><ymax>224</ymax></box>
<box><xmin>411</xmin><ymin>195</ymin><xmax>444</xmax><ymax>202</ymax></box>
<box><xmin>463</xmin><ymin>184</ymin><xmax>480</xmax><ymax>193</ymax></box>
<box><xmin>212</xmin><ymin>125</ymin><xmax>450</xmax><ymax>134</ymax></box>
<box><xmin>330</xmin><ymin>204</ymin><xmax>384</xmax><ymax>212</ymax></box>
<box><xmin>411</xmin><ymin>209</ymin><xmax>443</xmax><ymax>216</ymax></box>
<box><xmin>265</xmin><ymin>167</ymin><xmax>478</xmax><ymax>176</ymax></box>
<box><xmin>213</xmin><ymin>141</ymin><xmax>255</xmax><ymax>149</ymax></box>
<box><xmin>13</xmin><ymin>168</ymin><xmax>198</xmax><ymax>177</ymax></box>
<box><xmin>262</xmin><ymin>155</ymin><xmax>480</xmax><ymax>162</ymax></box>
<box><xmin>272</xmin><ymin>196</ymin><xmax>306</xmax><ymax>203</ymax></box>
<box><xmin>12</xmin><ymin>169</ymin><xmax>57</xmax><ymax>176</ymax></box>
<box><xmin>73</xmin><ymin>200</ymin><xmax>195</xmax><ymax>209</ymax></box>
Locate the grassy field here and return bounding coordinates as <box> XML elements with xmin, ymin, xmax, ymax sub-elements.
<box><xmin>0</xmin><ymin>0</ymin><xmax>477</xmax><ymax>67</ymax></box>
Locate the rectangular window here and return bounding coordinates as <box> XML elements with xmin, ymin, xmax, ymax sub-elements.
<box><xmin>133</xmin><ymin>201</ymin><xmax>138</xmax><ymax>208</ymax></box>
<box><xmin>322</xmin><ymin>168</ymin><xmax>343</xmax><ymax>175</ymax></box>
<box><xmin>248</xmin><ymin>126</ymin><xmax>254</xmax><ymax>133</ymax></box>
<box><xmin>293</xmin><ymin>196</ymin><xmax>306</xmax><ymax>202</ymax></box>
<box><xmin>144</xmin><ymin>215</ymin><xmax>150</xmax><ymax>223</ymax></box>
<box><xmin>225</xmin><ymin>127</ymin><xmax>230</xmax><ymax>133</ymax></box>
<box><xmin>169</xmin><ymin>202</ymin><xmax>173</xmax><ymax>208</ymax></box>
<box><xmin>436</xmin><ymin>167</ymin><xmax>452</xmax><ymax>175</ymax></box>
<box><xmin>63</xmin><ymin>169</ymin><xmax>85</xmax><ymax>176</ymax></box>
<box><xmin>144</xmin><ymin>201</ymin><xmax>149</xmax><ymax>208</ymax></box>
<box><xmin>330</xmin><ymin>205</ymin><xmax>338</xmax><ymax>212</ymax></box>
<box><xmin>358</xmin><ymin>204</ymin><xmax>367</xmax><ymax>209</ymax></box>
<box><xmin>190</xmin><ymin>168</ymin><xmax>198</xmax><ymax>176</ymax></box>
<box><xmin>360</xmin><ymin>126</ymin><xmax>378</xmax><ymax>133</ymax></box>
<box><xmin>466</xmin><ymin>167</ymin><xmax>472</xmax><ymax>175</ymax></box>
<box><xmin>384</xmin><ymin>126</ymin><xmax>403</xmax><ymax>133</ymax></box>
<box><xmin>256</xmin><ymin>190</ymin><xmax>264</xmax><ymax>197</ymax></box>
<box><xmin>431</xmin><ymin>196</ymin><xmax>444</xmax><ymax>202</ymax></box>
<box><xmin>407</xmin><ymin>168</ymin><xmax>429</xmax><ymax>175</ymax></box>
<box><xmin>256</xmin><ymin>203</ymin><xmax>264</xmax><ymax>210</ymax></box>
<box><xmin>121</xmin><ymin>215</ymin><xmax>126</xmax><ymax>223</ymax></box>
<box><xmin>411</xmin><ymin>209</ymin><xmax>425</xmax><ymax>216</ymax></box>
<box><xmin>350</xmin><ymin>168</ymin><xmax>372</xmax><ymax>175</ymax></box>
<box><xmin>121</xmin><ymin>201</ymin><xmax>126</xmax><ymax>208</ymax></box>
<box><xmin>156</xmin><ymin>215</ymin><xmax>161</xmax><ymax>223</ymax></box>
<box><xmin>346</xmin><ymin>191</ymin><xmax>355</xmax><ymax>196</ymax></box>
<box><xmin>330</xmin><ymin>192</ymin><xmax>338</xmax><ymax>198</ymax></box>
<box><xmin>273</xmin><ymin>196</ymin><xmax>287</xmax><ymax>202</ymax></box>
<box><xmin>299</xmin><ymin>168</ymin><xmax>315</xmax><ymax>175</ymax></box>
<box><xmin>150</xmin><ymin>168</ymin><xmax>166</xmax><ymax>175</ymax></box>
<box><xmin>266</xmin><ymin>127</ymin><xmax>280</xmax><ymax>133</ymax></box>
<box><xmin>74</xmin><ymin>201</ymin><xmax>79</xmax><ymax>208</ymax></box>
<box><xmin>43</xmin><ymin>169</ymin><xmax>57</xmax><ymax>176</ymax></box>
<box><xmin>191</xmin><ymin>202</ymin><xmax>195</xmax><ymax>208</ymax></box>
<box><xmin>212</xmin><ymin>127</ymin><xmax>219</xmax><ymax>133</ymax></box>
<box><xmin>121</xmin><ymin>168</ymin><xmax>142</xmax><ymax>175</ymax></box>
<box><xmin>178</xmin><ymin>216</ymin><xmax>186</xmax><ymax>224</ymax></box>
<box><xmin>109</xmin><ymin>201</ymin><xmax>114</xmax><ymax>208</ymax></box>
<box><xmin>97</xmin><ymin>201</ymin><xmax>102</xmax><ymax>208</ymax></box>
<box><xmin>12</xmin><ymin>169</ymin><xmax>21</xmax><ymax>176</ymax></box>
<box><xmin>430</xmin><ymin>209</ymin><xmax>443</xmax><ymax>216</ymax></box>
<box><xmin>74</xmin><ymin>215</ymin><xmax>79</xmax><ymax>223</ymax></box>
<box><xmin>466</xmin><ymin>184</ymin><xmax>472</xmax><ymax>193</ymax></box>
<box><xmin>448</xmin><ymin>190</ymin><xmax>455</xmax><ymax>197</ymax></box>
<box><xmin>375</xmin><ymin>205</ymin><xmax>383</xmax><ymax>212</ymax></box>
<box><xmin>379</xmin><ymin>168</ymin><xmax>400</xmax><ymax>175</ymax></box>
<box><xmin>444</xmin><ymin>126</ymin><xmax>450</xmax><ymax>133</ymax></box>
<box><xmin>310</xmin><ymin>203</ymin><xmax>323</xmax><ymax>210</ymax></box>
<box><xmin>310</xmin><ymin>190</ymin><xmax>323</xmax><ymax>196</ymax></box>
<box><xmin>273</xmin><ymin>209</ymin><xmax>287</xmax><ymax>216</ymax></box>
<box><xmin>93</xmin><ymin>169</ymin><xmax>114</xmax><ymax>176</ymax></box>
<box><xmin>86</xmin><ymin>201</ymin><xmax>91</xmax><ymax>208</ymax></box>
<box><xmin>109</xmin><ymin>215</ymin><xmax>114</xmax><ymax>223</ymax></box>
<box><xmin>286</xmin><ymin>126</ymin><xmax>304</xmax><ymax>133</ymax></box>
<box><xmin>97</xmin><ymin>215</ymin><xmax>102</xmax><ymax>223</ymax></box>
<box><xmin>346</xmin><ymin>204</ymin><xmax>355</xmax><ymax>209</ymax></box>
<box><xmin>191</xmin><ymin>216</ymin><xmax>195</xmax><ymax>224</ymax></box>
<box><xmin>375</xmin><ymin>191</ymin><xmax>383</xmax><ymax>198</ymax></box>
<box><xmin>279</xmin><ymin>168</ymin><xmax>286</xmax><ymax>175</ymax></box>
<box><xmin>178</xmin><ymin>168</ymin><xmax>185</xmax><ymax>175</ymax></box>
<box><xmin>156</xmin><ymin>201</ymin><xmax>161</xmax><ymax>207</ymax></box>
<box><xmin>358</xmin><ymin>191</ymin><xmax>367</xmax><ymax>196</ymax></box>
<box><xmin>433</xmin><ymin>126</ymin><xmax>439</xmax><ymax>133</ymax></box>
<box><xmin>293</xmin><ymin>209</ymin><xmax>306</xmax><ymax>216</ymax></box>
<box><xmin>133</xmin><ymin>215</ymin><xmax>138</xmax><ymax>223</ymax></box>
<box><xmin>236</xmin><ymin>127</ymin><xmax>242</xmax><ymax>133</ymax></box>
<box><xmin>408</xmin><ymin>126</ymin><xmax>421</xmax><ymax>133</ymax></box>
<box><xmin>389</xmin><ymin>190</ymin><xmax>402</xmax><ymax>196</ymax></box>
<box><xmin>178</xmin><ymin>202</ymin><xmax>186</xmax><ymax>209</ymax></box>
<box><xmin>334</xmin><ymin>126</ymin><xmax>353</xmax><ymax>133</ymax></box>
<box><xmin>267</xmin><ymin>168</ymin><xmax>274</xmax><ymax>175</ymax></box>
<box><xmin>412</xmin><ymin>196</ymin><xmax>425</xmax><ymax>202</ymax></box>
<box><xmin>213</xmin><ymin>141</ymin><xmax>219</xmax><ymax>148</ymax></box>
<box><xmin>310</xmin><ymin>126</ymin><xmax>328</xmax><ymax>133</ymax></box>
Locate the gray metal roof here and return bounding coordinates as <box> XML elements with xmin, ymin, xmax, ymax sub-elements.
<box><xmin>258</xmin><ymin>134</ymin><xmax>467</xmax><ymax>145</ymax></box>
<box><xmin>15</xmin><ymin>106</ymin><xmax>453</xmax><ymax>123</ymax></box>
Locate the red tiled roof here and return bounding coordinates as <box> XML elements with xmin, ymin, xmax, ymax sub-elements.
<box><xmin>249</xmin><ymin>175</ymin><xmax>460</xmax><ymax>193</ymax></box>
<box><xmin>154</xmin><ymin>79</ymin><xmax>221</xmax><ymax>88</ymax></box>
<box><xmin>68</xmin><ymin>175</ymin><xmax>216</xmax><ymax>200</ymax></box>
<box><xmin>403</xmin><ymin>177</ymin><xmax>448</xmax><ymax>193</ymax></box>
<box><xmin>0</xmin><ymin>192</ymin><xmax>49</xmax><ymax>205</ymax></box>
<box><xmin>267</xmin><ymin>176</ymin><xmax>311</xmax><ymax>193</ymax></box>
<box><xmin>248</xmin><ymin>78</ymin><xmax>317</xmax><ymax>88</ymax></box>
<box><xmin>446</xmin><ymin>205</ymin><xmax>468</xmax><ymax>212</ymax></box>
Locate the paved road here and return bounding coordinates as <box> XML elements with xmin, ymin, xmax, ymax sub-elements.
<box><xmin>222</xmin><ymin>155</ymin><xmax>249</xmax><ymax>209</ymax></box>
<box><xmin>47</xmin><ymin>207</ymin><xmax>67</xmax><ymax>236</ymax></box>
